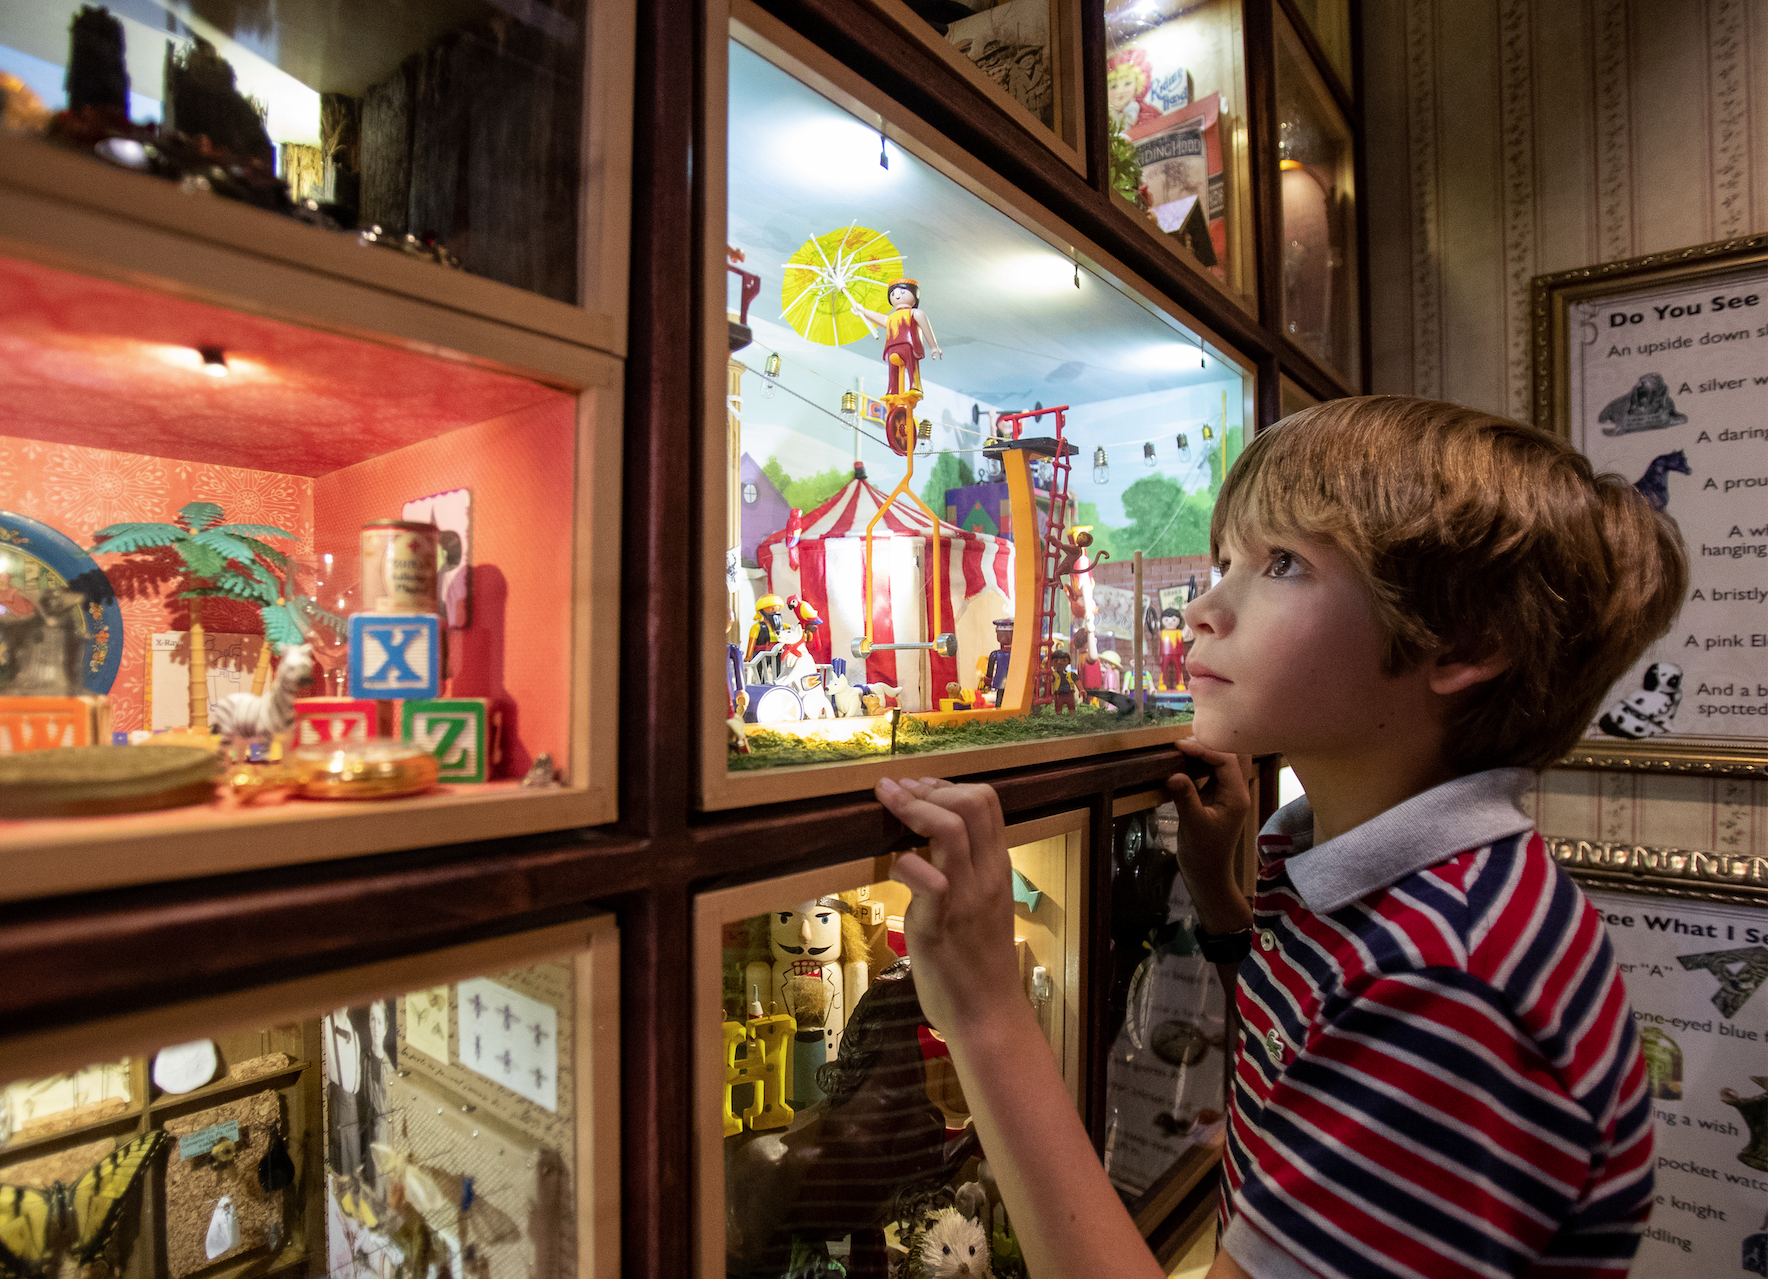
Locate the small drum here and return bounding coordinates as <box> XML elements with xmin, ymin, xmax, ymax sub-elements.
<box><xmin>748</xmin><ymin>684</ymin><xmax>804</xmax><ymax>724</ymax></box>
<box><xmin>361</xmin><ymin>520</ymin><xmax>439</xmax><ymax>614</ymax></box>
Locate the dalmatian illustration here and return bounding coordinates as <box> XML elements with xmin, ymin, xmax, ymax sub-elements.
<box><xmin>1597</xmin><ymin>662</ymin><xmax>1683</xmax><ymax>739</ymax></box>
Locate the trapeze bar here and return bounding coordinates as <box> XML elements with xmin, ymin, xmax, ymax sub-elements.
<box><xmin>852</xmin><ymin>634</ymin><xmax>958</xmax><ymax>658</ymax></box>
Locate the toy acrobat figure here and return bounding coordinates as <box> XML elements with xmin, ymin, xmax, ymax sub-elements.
<box><xmin>983</xmin><ymin>617</ymin><xmax>1014</xmax><ymax>707</ymax></box>
<box><xmin>855</xmin><ymin>278</ymin><xmax>942</xmax><ymax>399</ymax></box>
<box><xmin>1047</xmin><ymin>648</ymin><xmax>1078</xmax><ymax>713</ymax></box>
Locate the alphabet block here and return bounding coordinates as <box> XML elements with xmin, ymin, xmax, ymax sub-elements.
<box><xmin>348</xmin><ymin>613</ymin><xmax>440</xmax><ymax>699</ymax></box>
<box><xmin>292</xmin><ymin>697</ymin><xmax>379</xmax><ymax>745</ymax></box>
<box><xmin>0</xmin><ymin>696</ymin><xmax>109</xmax><ymax>753</ymax></box>
<box><xmin>401</xmin><ymin>697</ymin><xmax>490</xmax><ymax>783</ymax></box>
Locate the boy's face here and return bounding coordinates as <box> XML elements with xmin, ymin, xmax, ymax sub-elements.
<box><xmin>1185</xmin><ymin>528</ymin><xmax>1418</xmax><ymax>759</ymax></box>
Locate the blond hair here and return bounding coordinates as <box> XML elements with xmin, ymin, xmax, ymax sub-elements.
<box><xmin>1212</xmin><ymin>396</ymin><xmax>1687</xmax><ymax>773</ymax></box>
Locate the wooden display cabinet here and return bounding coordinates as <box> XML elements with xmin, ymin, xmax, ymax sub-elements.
<box><xmin>0</xmin><ymin>916</ymin><xmax>621</xmax><ymax>1279</ymax></box>
<box><xmin>0</xmin><ymin>4</ymin><xmax>634</xmax><ymax>896</ymax></box>
<box><xmin>694</xmin><ymin>809</ymin><xmax>1087</xmax><ymax>1277</ymax></box>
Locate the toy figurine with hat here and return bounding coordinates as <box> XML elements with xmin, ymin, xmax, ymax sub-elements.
<box><xmin>983</xmin><ymin>618</ymin><xmax>1014</xmax><ymax>707</ymax></box>
<box><xmin>854</xmin><ymin>277</ymin><xmax>942</xmax><ymax>455</ymax></box>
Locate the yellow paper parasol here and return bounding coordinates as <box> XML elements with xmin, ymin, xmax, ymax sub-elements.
<box><xmin>780</xmin><ymin>223</ymin><xmax>904</xmax><ymax>346</ymax></box>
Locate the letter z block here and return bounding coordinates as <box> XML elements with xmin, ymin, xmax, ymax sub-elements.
<box><xmin>348</xmin><ymin>613</ymin><xmax>440</xmax><ymax>699</ymax></box>
<box><xmin>401</xmin><ymin>698</ymin><xmax>490</xmax><ymax>782</ymax></box>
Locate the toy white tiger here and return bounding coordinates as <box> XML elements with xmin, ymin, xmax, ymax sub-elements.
<box><xmin>211</xmin><ymin>643</ymin><xmax>314</xmax><ymax>761</ymax></box>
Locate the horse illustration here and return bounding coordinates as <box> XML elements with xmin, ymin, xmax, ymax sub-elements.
<box><xmin>1633</xmin><ymin>450</ymin><xmax>1690</xmax><ymax>513</ymax></box>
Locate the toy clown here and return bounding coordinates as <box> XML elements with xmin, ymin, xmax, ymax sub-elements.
<box><xmin>744</xmin><ymin>897</ymin><xmax>871</xmax><ymax>1060</ymax></box>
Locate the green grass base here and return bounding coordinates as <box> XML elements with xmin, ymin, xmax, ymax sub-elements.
<box><xmin>728</xmin><ymin>704</ymin><xmax>1191</xmax><ymax>771</ymax></box>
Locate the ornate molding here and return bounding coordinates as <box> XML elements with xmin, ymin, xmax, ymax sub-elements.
<box><xmin>1550</xmin><ymin>836</ymin><xmax>1768</xmax><ymax>905</ymax></box>
<box><xmin>1404</xmin><ymin>0</ymin><xmax>1442</xmax><ymax>399</ymax></box>
<box><xmin>1592</xmin><ymin>0</ymin><xmax>1632</xmax><ymax>262</ymax></box>
<box><xmin>1709</xmin><ymin>0</ymin><xmax>1750</xmax><ymax>239</ymax></box>
<box><xmin>1558</xmin><ymin>746</ymin><xmax>1768</xmax><ymax>779</ymax></box>
<box><xmin>1497</xmin><ymin>0</ymin><xmax>1535</xmax><ymax>422</ymax></box>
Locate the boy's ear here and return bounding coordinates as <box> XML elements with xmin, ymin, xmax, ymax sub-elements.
<box><xmin>1428</xmin><ymin>649</ymin><xmax>1510</xmax><ymax>696</ymax></box>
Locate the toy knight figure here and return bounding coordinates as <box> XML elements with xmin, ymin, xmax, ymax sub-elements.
<box><xmin>744</xmin><ymin>897</ymin><xmax>871</xmax><ymax>1060</ymax></box>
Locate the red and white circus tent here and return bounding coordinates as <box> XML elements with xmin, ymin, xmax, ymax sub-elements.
<box><xmin>756</xmin><ymin>469</ymin><xmax>1015</xmax><ymax>710</ymax></box>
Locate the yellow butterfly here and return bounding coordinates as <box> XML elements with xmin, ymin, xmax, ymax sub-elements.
<box><xmin>0</xmin><ymin>1132</ymin><xmax>165</xmax><ymax>1279</ymax></box>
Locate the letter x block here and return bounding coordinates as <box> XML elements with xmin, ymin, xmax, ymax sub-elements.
<box><xmin>293</xmin><ymin>697</ymin><xmax>379</xmax><ymax>746</ymax></box>
<box><xmin>349</xmin><ymin>613</ymin><xmax>440</xmax><ymax>700</ymax></box>
<box><xmin>401</xmin><ymin>698</ymin><xmax>489</xmax><ymax>783</ymax></box>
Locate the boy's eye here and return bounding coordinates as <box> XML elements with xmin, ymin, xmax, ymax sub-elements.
<box><xmin>1267</xmin><ymin>550</ymin><xmax>1300</xmax><ymax>578</ymax></box>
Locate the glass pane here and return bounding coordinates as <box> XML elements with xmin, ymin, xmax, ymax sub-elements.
<box><xmin>1278</xmin><ymin>372</ymin><xmax>1318</xmax><ymax>419</ymax></box>
<box><xmin>1102</xmin><ymin>0</ymin><xmax>1254</xmax><ymax>306</ymax></box>
<box><xmin>1275</xmin><ymin>12</ymin><xmax>1358</xmax><ymax>383</ymax></box>
<box><xmin>0</xmin><ymin>0</ymin><xmax>590</xmax><ymax>302</ymax></box>
<box><xmin>0</xmin><ymin>953</ymin><xmax>598</xmax><ymax>1279</ymax></box>
<box><xmin>723</xmin><ymin>41</ymin><xmax>1252</xmax><ymax>774</ymax></box>
<box><xmin>1101</xmin><ymin>804</ymin><xmax>1228</xmax><ymax>1201</ymax></box>
<box><xmin>933</xmin><ymin>0</ymin><xmax>1066</xmax><ymax>139</ymax></box>
<box><xmin>717</xmin><ymin>829</ymin><xmax>1078</xmax><ymax>1274</ymax></box>
<box><xmin>1286</xmin><ymin>0</ymin><xmax>1351</xmax><ymax>90</ymax></box>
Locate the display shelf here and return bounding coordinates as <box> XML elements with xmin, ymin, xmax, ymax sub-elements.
<box><xmin>695</xmin><ymin>810</ymin><xmax>1087</xmax><ymax>1278</ymax></box>
<box><xmin>0</xmin><ymin>250</ymin><xmax>621</xmax><ymax>888</ymax></box>
<box><xmin>0</xmin><ymin>916</ymin><xmax>620</xmax><ymax>1279</ymax></box>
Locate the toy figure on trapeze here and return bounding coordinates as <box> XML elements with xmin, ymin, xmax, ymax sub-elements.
<box><xmin>744</xmin><ymin>897</ymin><xmax>871</xmax><ymax>1062</ymax></box>
<box><xmin>855</xmin><ymin>278</ymin><xmax>942</xmax><ymax>454</ymax></box>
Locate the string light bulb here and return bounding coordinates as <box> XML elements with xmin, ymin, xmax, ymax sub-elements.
<box><xmin>1201</xmin><ymin>424</ymin><xmax>1215</xmax><ymax>441</ymax></box>
<box><xmin>199</xmin><ymin>346</ymin><xmax>228</xmax><ymax>378</ymax></box>
<box><xmin>841</xmin><ymin>391</ymin><xmax>858</xmax><ymax>416</ymax></box>
<box><xmin>762</xmin><ymin>351</ymin><xmax>780</xmax><ymax>398</ymax></box>
<box><xmin>1092</xmin><ymin>446</ymin><xmax>1109</xmax><ymax>484</ymax></box>
<box><xmin>1142</xmin><ymin>442</ymin><xmax>1157</xmax><ymax>468</ymax></box>
<box><xmin>1176</xmin><ymin>432</ymin><xmax>1191</xmax><ymax>462</ymax></box>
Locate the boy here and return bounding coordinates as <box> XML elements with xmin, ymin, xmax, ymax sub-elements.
<box><xmin>874</xmin><ymin>397</ymin><xmax>1686</xmax><ymax>1279</ymax></box>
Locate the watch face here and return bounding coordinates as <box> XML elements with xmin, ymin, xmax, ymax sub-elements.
<box><xmin>742</xmin><ymin>483</ymin><xmax>758</xmax><ymax>504</ymax></box>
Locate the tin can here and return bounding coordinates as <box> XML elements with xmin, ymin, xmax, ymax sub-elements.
<box><xmin>360</xmin><ymin>520</ymin><xmax>439</xmax><ymax>614</ymax></box>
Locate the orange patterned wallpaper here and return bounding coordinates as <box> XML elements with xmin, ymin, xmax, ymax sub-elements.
<box><xmin>0</xmin><ymin>436</ymin><xmax>316</xmax><ymax>733</ymax></box>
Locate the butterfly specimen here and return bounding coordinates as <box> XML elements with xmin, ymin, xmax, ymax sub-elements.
<box><xmin>0</xmin><ymin>1131</ymin><xmax>166</xmax><ymax>1279</ymax></box>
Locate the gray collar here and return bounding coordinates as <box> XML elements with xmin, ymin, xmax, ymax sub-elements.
<box><xmin>1257</xmin><ymin>767</ymin><xmax>1537</xmax><ymax>912</ymax></box>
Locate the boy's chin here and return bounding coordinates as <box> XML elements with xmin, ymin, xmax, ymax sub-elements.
<box><xmin>1188</xmin><ymin>709</ymin><xmax>1278</xmax><ymax>757</ymax></box>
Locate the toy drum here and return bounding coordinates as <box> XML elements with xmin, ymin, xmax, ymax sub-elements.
<box><xmin>360</xmin><ymin>520</ymin><xmax>439</xmax><ymax>614</ymax></box>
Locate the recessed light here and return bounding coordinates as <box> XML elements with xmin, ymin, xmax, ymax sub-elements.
<box><xmin>199</xmin><ymin>346</ymin><xmax>229</xmax><ymax>378</ymax></box>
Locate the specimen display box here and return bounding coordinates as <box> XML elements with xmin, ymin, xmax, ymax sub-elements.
<box><xmin>702</xmin><ymin>18</ymin><xmax>1252</xmax><ymax>807</ymax></box>
<box><xmin>695</xmin><ymin>810</ymin><xmax>1086</xmax><ymax>1278</ymax></box>
<box><xmin>0</xmin><ymin>0</ymin><xmax>633</xmax><ymax>356</ymax></box>
<box><xmin>0</xmin><ymin>916</ymin><xmax>620</xmax><ymax>1279</ymax></box>
<box><xmin>1102</xmin><ymin>0</ymin><xmax>1255</xmax><ymax>311</ymax></box>
<box><xmin>0</xmin><ymin>251</ymin><xmax>619</xmax><ymax>901</ymax></box>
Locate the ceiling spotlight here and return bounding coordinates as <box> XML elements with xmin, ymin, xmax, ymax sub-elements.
<box><xmin>199</xmin><ymin>346</ymin><xmax>228</xmax><ymax>378</ymax></box>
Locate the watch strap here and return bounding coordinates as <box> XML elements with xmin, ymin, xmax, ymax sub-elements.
<box><xmin>1192</xmin><ymin>922</ymin><xmax>1253</xmax><ymax>964</ymax></box>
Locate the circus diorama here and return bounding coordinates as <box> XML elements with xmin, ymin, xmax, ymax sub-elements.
<box><xmin>719</xmin><ymin>46</ymin><xmax>1248</xmax><ymax>771</ymax></box>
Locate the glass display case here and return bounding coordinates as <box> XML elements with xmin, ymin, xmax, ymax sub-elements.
<box><xmin>0</xmin><ymin>0</ymin><xmax>632</xmax><ymax>352</ymax></box>
<box><xmin>1274</xmin><ymin>9</ymin><xmax>1357</xmax><ymax>384</ymax></box>
<box><xmin>1102</xmin><ymin>0</ymin><xmax>1255</xmax><ymax>309</ymax></box>
<box><xmin>695</xmin><ymin>812</ymin><xmax>1085</xmax><ymax>1277</ymax></box>
<box><xmin>704</xmin><ymin>28</ymin><xmax>1251</xmax><ymax>806</ymax></box>
<box><xmin>0</xmin><ymin>917</ymin><xmax>620</xmax><ymax>1279</ymax></box>
<box><xmin>1099</xmin><ymin>800</ymin><xmax>1225</xmax><ymax>1231</ymax></box>
<box><xmin>1277</xmin><ymin>372</ymin><xmax>1319</xmax><ymax>419</ymax></box>
<box><xmin>0</xmin><ymin>249</ymin><xmax>619</xmax><ymax>898</ymax></box>
<box><xmin>0</xmin><ymin>7</ymin><xmax>625</xmax><ymax>893</ymax></box>
<box><xmin>870</xmin><ymin>0</ymin><xmax>1086</xmax><ymax>170</ymax></box>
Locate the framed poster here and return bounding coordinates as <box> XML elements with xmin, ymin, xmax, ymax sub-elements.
<box><xmin>1532</xmin><ymin>234</ymin><xmax>1768</xmax><ymax>777</ymax></box>
<box><xmin>1577</xmin><ymin>883</ymin><xmax>1768</xmax><ymax>1276</ymax></box>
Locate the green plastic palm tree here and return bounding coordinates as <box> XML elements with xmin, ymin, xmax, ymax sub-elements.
<box><xmin>91</xmin><ymin>500</ymin><xmax>309</xmax><ymax>729</ymax></box>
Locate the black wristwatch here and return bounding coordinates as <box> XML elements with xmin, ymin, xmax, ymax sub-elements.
<box><xmin>1192</xmin><ymin>922</ymin><xmax>1254</xmax><ymax>964</ymax></box>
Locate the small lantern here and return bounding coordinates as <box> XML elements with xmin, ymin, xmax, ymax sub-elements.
<box><xmin>841</xmin><ymin>391</ymin><xmax>858</xmax><ymax>416</ymax></box>
<box><xmin>1142</xmin><ymin>441</ymin><xmax>1157</xmax><ymax>468</ymax></box>
<box><xmin>1092</xmin><ymin>446</ymin><xmax>1109</xmax><ymax>484</ymax></box>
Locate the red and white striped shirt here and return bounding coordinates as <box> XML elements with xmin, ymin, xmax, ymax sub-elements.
<box><xmin>1220</xmin><ymin>768</ymin><xmax>1654</xmax><ymax>1279</ymax></box>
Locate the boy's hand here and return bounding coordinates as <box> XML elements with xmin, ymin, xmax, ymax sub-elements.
<box><xmin>873</xmin><ymin>777</ymin><xmax>1029</xmax><ymax>1039</ymax></box>
<box><xmin>1166</xmin><ymin>741</ymin><xmax>1254</xmax><ymax>933</ymax></box>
